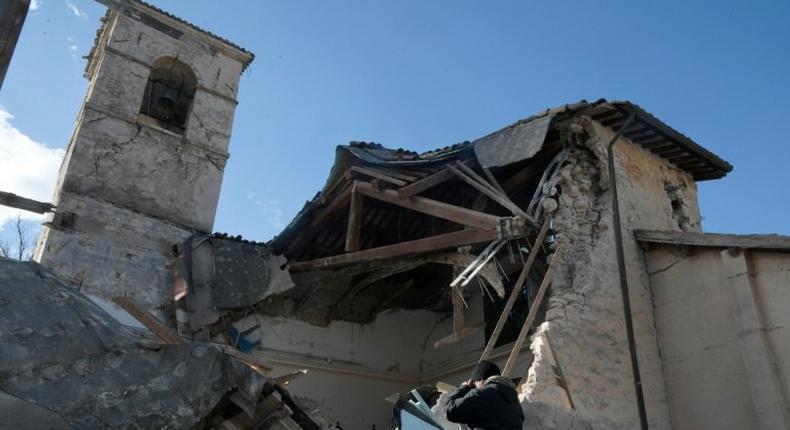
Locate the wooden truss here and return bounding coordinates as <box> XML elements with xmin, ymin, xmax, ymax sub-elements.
<box><xmin>288</xmin><ymin>160</ymin><xmax>535</xmax><ymax>272</ymax></box>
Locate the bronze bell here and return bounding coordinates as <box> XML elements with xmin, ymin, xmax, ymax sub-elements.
<box><xmin>157</xmin><ymin>86</ymin><xmax>179</xmax><ymax>109</ymax></box>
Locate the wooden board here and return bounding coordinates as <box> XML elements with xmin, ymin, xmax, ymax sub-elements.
<box><xmin>634</xmin><ymin>230</ymin><xmax>790</xmax><ymax>252</ymax></box>
<box><xmin>356</xmin><ymin>181</ymin><xmax>502</xmax><ymax>231</ymax></box>
<box><xmin>0</xmin><ymin>191</ymin><xmax>54</xmax><ymax>214</ymax></box>
<box><xmin>344</xmin><ymin>186</ymin><xmax>363</xmax><ymax>252</ymax></box>
<box><xmin>289</xmin><ymin>228</ymin><xmax>500</xmax><ymax>272</ymax></box>
<box><xmin>397</xmin><ymin>167</ymin><xmax>456</xmax><ymax>199</ymax></box>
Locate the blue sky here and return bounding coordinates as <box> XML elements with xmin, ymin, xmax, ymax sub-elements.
<box><xmin>1</xmin><ymin>0</ymin><xmax>788</xmax><ymax>246</ymax></box>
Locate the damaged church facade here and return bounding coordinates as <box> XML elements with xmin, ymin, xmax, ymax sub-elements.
<box><xmin>3</xmin><ymin>1</ymin><xmax>789</xmax><ymax>429</ymax></box>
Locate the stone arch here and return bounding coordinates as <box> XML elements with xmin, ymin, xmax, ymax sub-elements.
<box><xmin>139</xmin><ymin>56</ymin><xmax>197</xmax><ymax>133</ymax></box>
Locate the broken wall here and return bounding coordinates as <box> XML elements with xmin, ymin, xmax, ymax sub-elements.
<box><xmin>251</xmin><ymin>293</ymin><xmax>533</xmax><ymax>429</ymax></box>
<box><xmin>523</xmin><ymin>118</ymin><xmax>697</xmax><ymax>429</ymax></box>
<box><xmin>251</xmin><ymin>309</ymin><xmax>436</xmax><ymax>429</ymax></box>
<box><xmin>646</xmin><ymin>245</ymin><xmax>790</xmax><ymax>430</ymax></box>
<box><xmin>34</xmin><ymin>7</ymin><xmax>250</xmax><ymax>315</ymax></box>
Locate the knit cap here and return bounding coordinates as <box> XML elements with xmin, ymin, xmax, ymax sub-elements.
<box><xmin>470</xmin><ymin>360</ymin><xmax>501</xmax><ymax>381</ymax></box>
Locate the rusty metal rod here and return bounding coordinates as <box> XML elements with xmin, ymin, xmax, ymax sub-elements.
<box><xmin>607</xmin><ymin>112</ymin><xmax>649</xmax><ymax>430</ymax></box>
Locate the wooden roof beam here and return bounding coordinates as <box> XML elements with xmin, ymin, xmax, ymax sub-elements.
<box><xmin>397</xmin><ymin>166</ymin><xmax>457</xmax><ymax>199</ymax></box>
<box><xmin>344</xmin><ymin>184</ymin><xmax>363</xmax><ymax>252</ymax></box>
<box><xmin>285</xmin><ymin>184</ymin><xmax>354</xmax><ymax>256</ymax></box>
<box><xmin>348</xmin><ymin>166</ymin><xmax>407</xmax><ymax>187</ymax></box>
<box><xmin>289</xmin><ymin>227</ymin><xmax>501</xmax><ymax>272</ymax></box>
<box><xmin>356</xmin><ymin>181</ymin><xmax>502</xmax><ymax>231</ymax></box>
<box><xmin>0</xmin><ymin>190</ymin><xmax>54</xmax><ymax>214</ymax></box>
<box><xmin>449</xmin><ymin>162</ymin><xmax>530</xmax><ymax>221</ymax></box>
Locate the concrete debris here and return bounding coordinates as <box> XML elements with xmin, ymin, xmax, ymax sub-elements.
<box><xmin>172</xmin><ymin>234</ymin><xmax>294</xmax><ymax>342</ymax></box>
<box><xmin>0</xmin><ymin>257</ymin><xmax>313</xmax><ymax>430</ymax></box>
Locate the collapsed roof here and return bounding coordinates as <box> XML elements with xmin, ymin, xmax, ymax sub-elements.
<box><xmin>273</xmin><ymin>99</ymin><xmax>731</xmax><ymax>259</ymax></box>
<box><xmin>256</xmin><ymin>99</ymin><xmax>731</xmax><ymax>326</ymax></box>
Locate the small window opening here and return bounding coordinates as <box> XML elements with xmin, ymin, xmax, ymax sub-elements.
<box><xmin>140</xmin><ymin>57</ymin><xmax>197</xmax><ymax>134</ymax></box>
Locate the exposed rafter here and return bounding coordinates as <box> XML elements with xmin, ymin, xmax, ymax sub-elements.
<box><xmin>355</xmin><ymin>181</ymin><xmax>503</xmax><ymax>231</ymax></box>
<box><xmin>289</xmin><ymin>228</ymin><xmax>504</xmax><ymax>272</ymax></box>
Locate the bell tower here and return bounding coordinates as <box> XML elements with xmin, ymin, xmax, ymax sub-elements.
<box><xmin>34</xmin><ymin>1</ymin><xmax>253</xmax><ymax>313</ymax></box>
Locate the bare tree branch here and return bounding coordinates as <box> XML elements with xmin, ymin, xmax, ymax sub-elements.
<box><xmin>0</xmin><ymin>237</ymin><xmax>10</xmax><ymax>258</ymax></box>
<box><xmin>15</xmin><ymin>214</ymin><xmax>29</xmax><ymax>260</ymax></box>
<box><xmin>1</xmin><ymin>213</ymin><xmax>34</xmax><ymax>261</ymax></box>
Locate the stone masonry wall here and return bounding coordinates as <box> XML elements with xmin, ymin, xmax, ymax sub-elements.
<box><xmin>35</xmin><ymin>8</ymin><xmax>249</xmax><ymax>313</ymax></box>
<box><xmin>522</xmin><ymin>117</ymin><xmax>699</xmax><ymax>429</ymax></box>
<box><xmin>34</xmin><ymin>191</ymin><xmax>192</xmax><ymax>314</ymax></box>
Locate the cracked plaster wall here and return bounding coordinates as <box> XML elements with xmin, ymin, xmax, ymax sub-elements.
<box><xmin>251</xmin><ymin>309</ymin><xmax>439</xmax><ymax>430</ymax></box>
<box><xmin>35</xmin><ymin>10</ymin><xmax>246</xmax><ymax>314</ymax></box>
<box><xmin>522</xmin><ymin>118</ymin><xmax>699</xmax><ymax>430</ymax></box>
<box><xmin>646</xmin><ymin>246</ymin><xmax>790</xmax><ymax>429</ymax></box>
<box><xmin>251</xmin><ymin>292</ymin><xmax>533</xmax><ymax>428</ymax></box>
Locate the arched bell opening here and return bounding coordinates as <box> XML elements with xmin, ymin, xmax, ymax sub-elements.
<box><xmin>139</xmin><ymin>56</ymin><xmax>197</xmax><ymax>133</ymax></box>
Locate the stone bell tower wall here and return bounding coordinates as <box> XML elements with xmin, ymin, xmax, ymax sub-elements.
<box><xmin>34</xmin><ymin>2</ymin><xmax>253</xmax><ymax>314</ymax></box>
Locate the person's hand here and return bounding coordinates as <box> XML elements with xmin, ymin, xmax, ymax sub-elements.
<box><xmin>463</xmin><ymin>379</ymin><xmax>474</xmax><ymax>387</ymax></box>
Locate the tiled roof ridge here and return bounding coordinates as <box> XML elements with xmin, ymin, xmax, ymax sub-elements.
<box><xmin>341</xmin><ymin>100</ymin><xmax>596</xmax><ymax>161</ymax></box>
<box><xmin>129</xmin><ymin>0</ymin><xmax>254</xmax><ymax>61</ymax></box>
<box><xmin>89</xmin><ymin>0</ymin><xmax>254</xmax><ymax>73</ymax></box>
<box><xmin>338</xmin><ymin>98</ymin><xmax>732</xmax><ymax>180</ymax></box>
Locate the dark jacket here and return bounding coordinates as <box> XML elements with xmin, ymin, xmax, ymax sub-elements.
<box><xmin>444</xmin><ymin>376</ymin><xmax>524</xmax><ymax>430</ymax></box>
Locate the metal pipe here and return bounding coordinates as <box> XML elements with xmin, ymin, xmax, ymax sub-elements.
<box><xmin>606</xmin><ymin>112</ymin><xmax>649</xmax><ymax>430</ymax></box>
<box><xmin>460</xmin><ymin>240</ymin><xmax>507</xmax><ymax>287</ymax></box>
<box><xmin>450</xmin><ymin>239</ymin><xmax>502</xmax><ymax>287</ymax></box>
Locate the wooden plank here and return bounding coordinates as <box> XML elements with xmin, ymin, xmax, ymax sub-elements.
<box><xmin>502</xmin><ymin>244</ymin><xmax>563</xmax><ymax>376</ymax></box>
<box><xmin>453</xmin><ymin>285</ymin><xmax>465</xmax><ymax>332</ymax></box>
<box><xmin>370</xmin><ymin>166</ymin><xmax>423</xmax><ymax>182</ymax></box>
<box><xmin>112</xmin><ymin>297</ymin><xmax>186</xmax><ymax>344</ymax></box>
<box><xmin>349</xmin><ymin>166</ymin><xmax>407</xmax><ymax>186</ymax></box>
<box><xmin>274</xmin><ymin>369</ymin><xmax>308</xmax><ymax>386</ymax></box>
<box><xmin>545</xmin><ymin>332</ymin><xmax>575</xmax><ymax>409</ymax></box>
<box><xmin>355</xmin><ymin>181</ymin><xmax>502</xmax><ymax>231</ymax></box>
<box><xmin>454</xmin><ymin>162</ymin><xmax>502</xmax><ymax>197</ymax></box>
<box><xmin>113</xmin><ymin>297</ymin><xmax>274</xmax><ymax>374</ymax></box>
<box><xmin>397</xmin><ymin>167</ymin><xmax>456</xmax><ymax>199</ymax></box>
<box><xmin>502</xmin><ymin>164</ymin><xmax>542</xmax><ymax>195</ymax></box>
<box><xmin>0</xmin><ymin>190</ymin><xmax>54</xmax><ymax>214</ymax></box>
<box><xmin>320</xmin><ymin>176</ymin><xmax>350</xmax><ymax>204</ymax></box>
<box><xmin>423</xmin><ymin>252</ymin><xmax>504</xmax><ymax>297</ymax></box>
<box><xmin>483</xmin><ymin>167</ymin><xmax>505</xmax><ymax>194</ymax></box>
<box><xmin>634</xmin><ymin>230</ymin><xmax>790</xmax><ymax>252</ymax></box>
<box><xmin>478</xmin><ymin>217</ymin><xmax>551</xmax><ymax>363</ymax></box>
<box><xmin>286</xmin><ymin>184</ymin><xmax>354</xmax><ymax>255</ymax></box>
<box><xmin>214</xmin><ymin>344</ymin><xmax>273</xmax><ymax>373</ymax></box>
<box><xmin>344</xmin><ymin>185</ymin><xmax>363</xmax><ymax>252</ymax></box>
<box><xmin>312</xmin><ymin>182</ymin><xmax>354</xmax><ymax>228</ymax></box>
<box><xmin>449</xmin><ymin>164</ymin><xmax>528</xmax><ymax>219</ymax></box>
<box><xmin>289</xmin><ymin>228</ymin><xmax>500</xmax><ymax>272</ymax></box>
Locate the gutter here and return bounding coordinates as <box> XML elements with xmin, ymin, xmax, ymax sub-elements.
<box><xmin>606</xmin><ymin>112</ymin><xmax>649</xmax><ymax>430</ymax></box>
